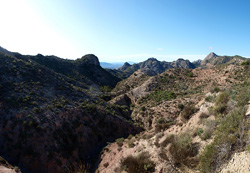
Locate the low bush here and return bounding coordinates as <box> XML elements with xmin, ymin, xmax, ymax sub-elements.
<box><xmin>169</xmin><ymin>133</ymin><xmax>197</xmax><ymax>165</ymax></box>
<box><xmin>200</xmin><ymin>107</ymin><xmax>247</xmax><ymax>172</ymax></box>
<box><xmin>155</xmin><ymin>118</ymin><xmax>175</xmax><ymax>133</ymax></box>
<box><xmin>178</xmin><ymin>103</ymin><xmax>184</xmax><ymax>111</ymax></box>
<box><xmin>205</xmin><ymin>95</ymin><xmax>214</xmax><ymax>102</ymax></box>
<box><xmin>116</xmin><ymin>138</ymin><xmax>124</xmax><ymax>147</ymax></box>
<box><xmin>121</xmin><ymin>152</ymin><xmax>155</xmax><ymax>173</ymax></box>
<box><xmin>236</xmin><ymin>87</ymin><xmax>250</xmax><ymax>107</ymax></box>
<box><xmin>196</xmin><ymin>128</ymin><xmax>204</xmax><ymax>137</ymax></box>
<box><xmin>186</xmin><ymin>72</ymin><xmax>194</xmax><ymax>77</ymax></box>
<box><xmin>213</xmin><ymin>86</ymin><xmax>220</xmax><ymax>93</ymax></box>
<box><xmin>200</xmin><ymin>119</ymin><xmax>216</xmax><ymax>140</ymax></box>
<box><xmin>215</xmin><ymin>92</ymin><xmax>229</xmax><ymax>105</ymax></box>
<box><xmin>212</xmin><ymin>92</ymin><xmax>230</xmax><ymax>115</ymax></box>
<box><xmin>146</xmin><ymin>90</ymin><xmax>176</xmax><ymax>103</ymax></box>
<box><xmin>241</xmin><ymin>61</ymin><xmax>250</xmax><ymax>65</ymax></box>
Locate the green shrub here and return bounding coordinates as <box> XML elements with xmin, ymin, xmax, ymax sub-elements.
<box><xmin>121</xmin><ymin>152</ymin><xmax>155</xmax><ymax>173</ymax></box>
<box><xmin>200</xmin><ymin>143</ymin><xmax>215</xmax><ymax>173</ymax></box>
<box><xmin>241</xmin><ymin>61</ymin><xmax>250</xmax><ymax>65</ymax></box>
<box><xmin>200</xmin><ymin>107</ymin><xmax>247</xmax><ymax>172</ymax></box>
<box><xmin>178</xmin><ymin>103</ymin><xmax>184</xmax><ymax>111</ymax></box>
<box><xmin>213</xmin><ymin>104</ymin><xmax>227</xmax><ymax>115</ymax></box>
<box><xmin>196</xmin><ymin>128</ymin><xmax>204</xmax><ymax>137</ymax></box>
<box><xmin>213</xmin><ymin>87</ymin><xmax>220</xmax><ymax>93</ymax></box>
<box><xmin>215</xmin><ymin>92</ymin><xmax>229</xmax><ymax>105</ymax></box>
<box><xmin>205</xmin><ymin>95</ymin><xmax>214</xmax><ymax>102</ymax></box>
<box><xmin>200</xmin><ymin>129</ymin><xmax>212</xmax><ymax>140</ymax></box>
<box><xmin>186</xmin><ymin>72</ymin><xmax>194</xmax><ymax>77</ymax></box>
<box><xmin>169</xmin><ymin>133</ymin><xmax>197</xmax><ymax>165</ymax></box>
<box><xmin>127</xmin><ymin>140</ymin><xmax>135</xmax><ymax>148</ymax></box>
<box><xmin>236</xmin><ymin>87</ymin><xmax>250</xmax><ymax>107</ymax></box>
<box><xmin>213</xmin><ymin>92</ymin><xmax>230</xmax><ymax>115</ymax></box>
<box><xmin>116</xmin><ymin>137</ymin><xmax>124</xmax><ymax>147</ymax></box>
<box><xmin>146</xmin><ymin>90</ymin><xmax>176</xmax><ymax>103</ymax></box>
<box><xmin>100</xmin><ymin>85</ymin><xmax>112</xmax><ymax>92</ymax></box>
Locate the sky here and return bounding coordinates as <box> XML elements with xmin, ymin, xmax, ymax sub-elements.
<box><xmin>0</xmin><ymin>0</ymin><xmax>249</xmax><ymax>62</ymax></box>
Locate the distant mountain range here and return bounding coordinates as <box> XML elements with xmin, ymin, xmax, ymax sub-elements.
<box><xmin>111</xmin><ymin>57</ymin><xmax>196</xmax><ymax>78</ymax></box>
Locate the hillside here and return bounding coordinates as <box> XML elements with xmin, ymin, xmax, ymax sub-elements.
<box><xmin>12</xmin><ymin>53</ymin><xmax>120</xmax><ymax>88</ymax></box>
<box><xmin>0</xmin><ymin>51</ymin><xmax>141</xmax><ymax>172</ymax></box>
<box><xmin>98</xmin><ymin>61</ymin><xmax>250</xmax><ymax>172</ymax></box>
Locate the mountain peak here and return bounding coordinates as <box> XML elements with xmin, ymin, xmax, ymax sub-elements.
<box><xmin>146</xmin><ymin>57</ymin><xmax>158</xmax><ymax>61</ymax></box>
<box><xmin>200</xmin><ymin>52</ymin><xmax>218</xmax><ymax>66</ymax></box>
<box><xmin>78</xmin><ymin>54</ymin><xmax>100</xmax><ymax>66</ymax></box>
<box><xmin>119</xmin><ymin>62</ymin><xmax>132</xmax><ymax>71</ymax></box>
<box><xmin>206</xmin><ymin>52</ymin><xmax>218</xmax><ymax>59</ymax></box>
<box><xmin>124</xmin><ymin>62</ymin><xmax>131</xmax><ymax>66</ymax></box>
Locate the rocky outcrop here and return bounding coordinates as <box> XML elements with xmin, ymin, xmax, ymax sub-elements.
<box><xmin>78</xmin><ymin>54</ymin><xmax>100</xmax><ymax>66</ymax></box>
<box><xmin>220</xmin><ymin>152</ymin><xmax>250</xmax><ymax>173</ymax></box>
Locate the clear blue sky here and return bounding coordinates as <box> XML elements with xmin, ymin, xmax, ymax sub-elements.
<box><xmin>0</xmin><ymin>0</ymin><xmax>249</xmax><ymax>62</ymax></box>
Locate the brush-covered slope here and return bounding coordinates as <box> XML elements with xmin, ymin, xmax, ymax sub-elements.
<box><xmin>0</xmin><ymin>52</ymin><xmax>141</xmax><ymax>172</ymax></box>
<box><xmin>98</xmin><ymin>62</ymin><xmax>250</xmax><ymax>173</ymax></box>
<box><xmin>13</xmin><ymin>53</ymin><xmax>120</xmax><ymax>88</ymax></box>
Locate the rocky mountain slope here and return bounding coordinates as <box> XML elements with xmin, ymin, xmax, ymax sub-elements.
<box><xmin>98</xmin><ymin>60</ymin><xmax>250</xmax><ymax>172</ymax></box>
